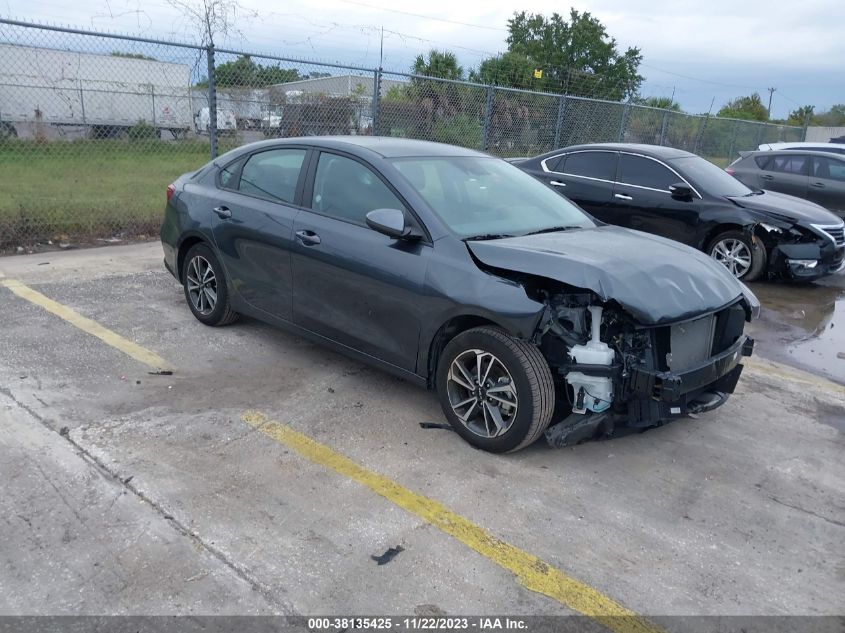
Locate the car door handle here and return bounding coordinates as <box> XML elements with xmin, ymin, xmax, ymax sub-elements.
<box><xmin>614</xmin><ymin>193</ymin><xmax>633</xmax><ymax>201</ymax></box>
<box><xmin>761</xmin><ymin>174</ymin><xmax>774</xmax><ymax>181</ymax></box>
<box><xmin>213</xmin><ymin>206</ymin><xmax>232</xmax><ymax>219</ymax></box>
<box><xmin>810</xmin><ymin>181</ymin><xmax>826</xmax><ymax>189</ymax></box>
<box><xmin>295</xmin><ymin>230</ymin><xmax>321</xmax><ymax>246</ymax></box>
<box><xmin>550</xmin><ymin>180</ymin><xmax>567</xmax><ymax>187</ymax></box>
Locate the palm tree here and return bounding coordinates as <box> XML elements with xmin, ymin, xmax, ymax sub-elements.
<box><xmin>412</xmin><ymin>50</ymin><xmax>464</xmax><ymax>80</ymax></box>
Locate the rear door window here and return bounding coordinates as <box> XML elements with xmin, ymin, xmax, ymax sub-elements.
<box><xmin>218</xmin><ymin>156</ymin><xmax>245</xmax><ymax>189</ymax></box>
<box><xmin>616</xmin><ymin>154</ymin><xmax>677</xmax><ymax>191</ymax></box>
<box><xmin>766</xmin><ymin>154</ymin><xmax>809</xmax><ymax>176</ymax></box>
<box><xmin>544</xmin><ymin>154</ymin><xmax>567</xmax><ymax>172</ymax></box>
<box><xmin>238</xmin><ymin>148</ymin><xmax>307</xmax><ymax>204</ymax></box>
<box><xmin>560</xmin><ymin>151</ymin><xmax>618</xmax><ymax>181</ymax></box>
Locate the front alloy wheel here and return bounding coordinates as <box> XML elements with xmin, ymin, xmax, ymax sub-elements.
<box><xmin>446</xmin><ymin>349</ymin><xmax>519</xmax><ymax>439</ymax></box>
<box><xmin>707</xmin><ymin>229</ymin><xmax>766</xmax><ymax>281</ymax></box>
<box><xmin>710</xmin><ymin>237</ymin><xmax>752</xmax><ymax>278</ymax></box>
<box><xmin>436</xmin><ymin>326</ymin><xmax>554</xmax><ymax>453</ymax></box>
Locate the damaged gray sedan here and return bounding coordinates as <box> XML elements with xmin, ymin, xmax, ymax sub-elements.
<box><xmin>162</xmin><ymin>137</ymin><xmax>759</xmax><ymax>453</ymax></box>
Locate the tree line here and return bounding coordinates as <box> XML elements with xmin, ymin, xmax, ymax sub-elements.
<box><xmin>185</xmin><ymin>8</ymin><xmax>839</xmax><ymax>132</ymax></box>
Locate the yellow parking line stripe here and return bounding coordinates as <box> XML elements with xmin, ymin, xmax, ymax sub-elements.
<box><xmin>744</xmin><ymin>357</ymin><xmax>845</xmax><ymax>396</ymax></box>
<box><xmin>241</xmin><ymin>410</ymin><xmax>661</xmax><ymax>633</ymax></box>
<box><xmin>1</xmin><ymin>278</ymin><xmax>171</xmax><ymax>371</ymax></box>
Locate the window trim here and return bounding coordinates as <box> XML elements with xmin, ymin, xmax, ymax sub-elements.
<box><xmin>615</xmin><ymin>152</ymin><xmax>701</xmax><ymax>198</ymax></box>
<box><xmin>302</xmin><ymin>149</ymin><xmax>432</xmax><ymax>244</ymax></box>
<box><xmin>542</xmin><ymin>149</ymin><xmax>702</xmax><ymax>198</ymax></box>
<box><xmin>216</xmin><ymin>146</ymin><xmax>312</xmax><ymax>207</ymax></box>
<box><xmin>541</xmin><ymin>149</ymin><xmax>618</xmax><ymax>184</ymax></box>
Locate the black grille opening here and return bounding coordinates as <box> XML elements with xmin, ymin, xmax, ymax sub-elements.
<box><xmin>712</xmin><ymin>303</ymin><xmax>746</xmax><ymax>355</ymax></box>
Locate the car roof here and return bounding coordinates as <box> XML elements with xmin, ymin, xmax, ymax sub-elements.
<box><xmin>221</xmin><ymin>136</ymin><xmax>489</xmax><ymax>159</ymax></box>
<box><xmin>759</xmin><ymin>141</ymin><xmax>845</xmax><ymax>150</ymax></box>
<box><xmin>548</xmin><ymin>143</ymin><xmax>695</xmax><ymax>160</ymax></box>
<box><xmin>745</xmin><ymin>149</ymin><xmax>845</xmax><ymax>159</ymax></box>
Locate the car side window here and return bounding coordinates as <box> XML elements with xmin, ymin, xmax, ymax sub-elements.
<box><xmin>754</xmin><ymin>155</ymin><xmax>772</xmax><ymax>170</ymax></box>
<box><xmin>812</xmin><ymin>156</ymin><xmax>845</xmax><ymax>182</ymax></box>
<box><xmin>616</xmin><ymin>154</ymin><xmax>677</xmax><ymax>191</ymax></box>
<box><xmin>545</xmin><ymin>155</ymin><xmax>567</xmax><ymax>172</ymax></box>
<box><xmin>767</xmin><ymin>154</ymin><xmax>809</xmax><ymax>176</ymax></box>
<box><xmin>238</xmin><ymin>148</ymin><xmax>307</xmax><ymax>204</ymax></box>
<box><xmin>218</xmin><ymin>156</ymin><xmax>245</xmax><ymax>189</ymax></box>
<box><xmin>311</xmin><ymin>153</ymin><xmax>405</xmax><ymax>225</ymax></box>
<box><xmin>561</xmin><ymin>151</ymin><xmax>617</xmax><ymax>181</ymax></box>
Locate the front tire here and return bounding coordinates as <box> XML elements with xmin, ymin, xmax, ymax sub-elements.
<box><xmin>181</xmin><ymin>243</ymin><xmax>238</xmax><ymax>326</ymax></box>
<box><xmin>708</xmin><ymin>230</ymin><xmax>766</xmax><ymax>281</ymax></box>
<box><xmin>435</xmin><ymin>327</ymin><xmax>554</xmax><ymax>453</ymax></box>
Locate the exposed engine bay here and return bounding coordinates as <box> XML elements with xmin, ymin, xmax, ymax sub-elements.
<box><xmin>533</xmin><ymin>289</ymin><xmax>754</xmax><ymax>448</ymax></box>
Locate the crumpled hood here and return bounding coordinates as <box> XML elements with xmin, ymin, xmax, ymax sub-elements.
<box><xmin>727</xmin><ymin>190</ymin><xmax>842</xmax><ymax>225</ymax></box>
<box><xmin>467</xmin><ymin>225</ymin><xmax>756</xmax><ymax>325</ymax></box>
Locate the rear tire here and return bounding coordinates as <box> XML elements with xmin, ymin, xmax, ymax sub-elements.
<box><xmin>181</xmin><ymin>243</ymin><xmax>238</xmax><ymax>326</ymax></box>
<box><xmin>435</xmin><ymin>327</ymin><xmax>554</xmax><ymax>453</ymax></box>
<box><xmin>708</xmin><ymin>229</ymin><xmax>766</xmax><ymax>281</ymax></box>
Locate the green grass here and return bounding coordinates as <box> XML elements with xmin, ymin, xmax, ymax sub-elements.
<box><xmin>0</xmin><ymin>140</ymin><xmax>238</xmax><ymax>247</ymax></box>
<box><xmin>0</xmin><ymin>138</ymin><xmax>738</xmax><ymax>249</ymax></box>
<box><xmin>703</xmin><ymin>155</ymin><xmax>731</xmax><ymax>168</ymax></box>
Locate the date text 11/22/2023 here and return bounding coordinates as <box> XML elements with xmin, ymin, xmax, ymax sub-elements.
<box><xmin>306</xmin><ymin>617</ymin><xmax>529</xmax><ymax>630</ymax></box>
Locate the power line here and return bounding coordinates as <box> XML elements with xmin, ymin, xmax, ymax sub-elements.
<box><xmin>640</xmin><ymin>62</ymin><xmax>763</xmax><ymax>91</ymax></box>
<box><xmin>331</xmin><ymin>0</ymin><xmax>508</xmax><ymax>32</ymax></box>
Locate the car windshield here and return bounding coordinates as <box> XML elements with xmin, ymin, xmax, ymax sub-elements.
<box><xmin>390</xmin><ymin>156</ymin><xmax>595</xmax><ymax>238</ymax></box>
<box><xmin>670</xmin><ymin>156</ymin><xmax>753</xmax><ymax>197</ymax></box>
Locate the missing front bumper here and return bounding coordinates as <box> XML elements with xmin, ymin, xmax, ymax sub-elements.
<box><xmin>545</xmin><ymin>336</ymin><xmax>752</xmax><ymax>448</ymax></box>
<box><xmin>627</xmin><ymin>335</ymin><xmax>752</xmax><ymax>402</ymax></box>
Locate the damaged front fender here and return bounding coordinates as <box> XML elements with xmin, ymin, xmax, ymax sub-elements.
<box><xmin>466</xmin><ymin>225</ymin><xmax>754</xmax><ymax>325</ymax></box>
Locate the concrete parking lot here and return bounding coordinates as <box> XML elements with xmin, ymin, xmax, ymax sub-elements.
<box><xmin>0</xmin><ymin>242</ymin><xmax>843</xmax><ymax>626</ymax></box>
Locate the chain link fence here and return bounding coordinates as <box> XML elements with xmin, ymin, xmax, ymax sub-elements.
<box><xmin>0</xmin><ymin>18</ymin><xmax>805</xmax><ymax>252</ymax></box>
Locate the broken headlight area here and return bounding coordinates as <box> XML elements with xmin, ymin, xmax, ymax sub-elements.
<box><xmin>755</xmin><ymin>222</ymin><xmax>841</xmax><ymax>279</ymax></box>
<box><xmin>535</xmin><ymin>290</ymin><xmax>753</xmax><ymax>448</ymax></box>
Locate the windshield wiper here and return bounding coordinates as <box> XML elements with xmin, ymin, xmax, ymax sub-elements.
<box><xmin>463</xmin><ymin>233</ymin><xmax>515</xmax><ymax>241</ymax></box>
<box><xmin>522</xmin><ymin>225</ymin><xmax>583</xmax><ymax>236</ymax></box>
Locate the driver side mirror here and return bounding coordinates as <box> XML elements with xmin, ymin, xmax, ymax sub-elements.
<box><xmin>366</xmin><ymin>208</ymin><xmax>419</xmax><ymax>240</ymax></box>
<box><xmin>669</xmin><ymin>182</ymin><xmax>693</xmax><ymax>200</ymax></box>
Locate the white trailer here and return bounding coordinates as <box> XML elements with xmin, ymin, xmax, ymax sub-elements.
<box><xmin>0</xmin><ymin>43</ymin><xmax>193</xmax><ymax>138</ymax></box>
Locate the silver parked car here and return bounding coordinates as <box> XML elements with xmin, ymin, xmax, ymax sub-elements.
<box><xmin>727</xmin><ymin>150</ymin><xmax>845</xmax><ymax>219</ymax></box>
<box><xmin>758</xmin><ymin>141</ymin><xmax>845</xmax><ymax>155</ymax></box>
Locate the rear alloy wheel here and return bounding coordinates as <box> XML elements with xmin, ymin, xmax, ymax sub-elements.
<box><xmin>708</xmin><ymin>230</ymin><xmax>766</xmax><ymax>281</ymax></box>
<box><xmin>181</xmin><ymin>243</ymin><xmax>238</xmax><ymax>326</ymax></box>
<box><xmin>436</xmin><ymin>327</ymin><xmax>554</xmax><ymax>453</ymax></box>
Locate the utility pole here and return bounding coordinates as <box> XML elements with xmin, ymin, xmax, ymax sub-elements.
<box><xmin>767</xmin><ymin>87</ymin><xmax>776</xmax><ymax>120</ymax></box>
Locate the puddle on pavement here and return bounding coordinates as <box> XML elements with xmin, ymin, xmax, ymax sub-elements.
<box><xmin>747</xmin><ymin>274</ymin><xmax>845</xmax><ymax>385</ymax></box>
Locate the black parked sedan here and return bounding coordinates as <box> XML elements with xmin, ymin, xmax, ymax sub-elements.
<box><xmin>162</xmin><ymin>137</ymin><xmax>758</xmax><ymax>453</ymax></box>
<box><xmin>514</xmin><ymin>143</ymin><xmax>845</xmax><ymax>281</ymax></box>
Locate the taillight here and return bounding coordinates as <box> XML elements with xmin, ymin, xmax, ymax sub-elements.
<box><xmin>166</xmin><ymin>183</ymin><xmax>176</xmax><ymax>202</ymax></box>
<box><xmin>725</xmin><ymin>167</ymin><xmax>734</xmax><ymax>176</ymax></box>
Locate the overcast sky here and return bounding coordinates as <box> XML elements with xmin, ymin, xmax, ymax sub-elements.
<box><xmin>2</xmin><ymin>0</ymin><xmax>843</xmax><ymax>118</ymax></box>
